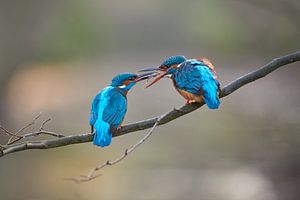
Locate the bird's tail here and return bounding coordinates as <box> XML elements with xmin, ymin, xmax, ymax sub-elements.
<box><xmin>93</xmin><ymin>120</ymin><xmax>112</xmax><ymax>147</ymax></box>
<box><xmin>198</xmin><ymin>66</ymin><xmax>220</xmax><ymax>109</ymax></box>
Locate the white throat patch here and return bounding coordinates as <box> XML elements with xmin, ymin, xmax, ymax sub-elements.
<box><xmin>118</xmin><ymin>85</ymin><xmax>127</xmax><ymax>89</ymax></box>
<box><xmin>176</xmin><ymin>63</ymin><xmax>182</xmax><ymax>68</ymax></box>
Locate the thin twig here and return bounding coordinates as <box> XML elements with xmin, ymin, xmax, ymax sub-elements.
<box><xmin>39</xmin><ymin>118</ymin><xmax>51</xmax><ymax>131</ymax></box>
<box><xmin>65</xmin><ymin>115</ymin><xmax>163</xmax><ymax>183</ymax></box>
<box><xmin>0</xmin><ymin>125</ymin><xmax>13</xmax><ymax>136</ymax></box>
<box><xmin>7</xmin><ymin>113</ymin><xmax>42</xmax><ymax>144</ymax></box>
<box><xmin>0</xmin><ymin>114</ymin><xmax>65</xmax><ymax>146</ymax></box>
<box><xmin>16</xmin><ymin>113</ymin><xmax>42</xmax><ymax>135</ymax></box>
<box><xmin>0</xmin><ymin>51</ymin><xmax>299</xmax><ymax>157</ymax></box>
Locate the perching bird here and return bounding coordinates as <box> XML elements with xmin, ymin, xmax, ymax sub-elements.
<box><xmin>90</xmin><ymin>72</ymin><xmax>154</xmax><ymax>147</ymax></box>
<box><xmin>141</xmin><ymin>55</ymin><xmax>220</xmax><ymax>109</ymax></box>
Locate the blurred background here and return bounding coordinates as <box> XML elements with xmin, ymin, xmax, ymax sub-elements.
<box><xmin>0</xmin><ymin>0</ymin><xmax>300</xmax><ymax>199</ymax></box>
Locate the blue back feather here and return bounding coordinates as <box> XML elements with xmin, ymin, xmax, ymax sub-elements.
<box><xmin>90</xmin><ymin>86</ymin><xmax>127</xmax><ymax>147</ymax></box>
<box><xmin>90</xmin><ymin>73</ymin><xmax>139</xmax><ymax>147</ymax></box>
<box><xmin>195</xmin><ymin>66</ymin><xmax>220</xmax><ymax>109</ymax></box>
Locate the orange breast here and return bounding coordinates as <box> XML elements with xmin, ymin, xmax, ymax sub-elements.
<box><xmin>172</xmin><ymin>79</ymin><xmax>203</xmax><ymax>103</ymax></box>
<box><xmin>176</xmin><ymin>87</ymin><xmax>203</xmax><ymax>103</ymax></box>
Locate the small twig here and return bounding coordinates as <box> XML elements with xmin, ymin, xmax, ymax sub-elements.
<box><xmin>0</xmin><ymin>125</ymin><xmax>13</xmax><ymax>136</ymax></box>
<box><xmin>39</xmin><ymin>118</ymin><xmax>51</xmax><ymax>131</ymax></box>
<box><xmin>0</xmin><ymin>114</ymin><xmax>65</xmax><ymax>146</ymax></box>
<box><xmin>7</xmin><ymin>136</ymin><xmax>23</xmax><ymax>145</ymax></box>
<box><xmin>7</xmin><ymin>113</ymin><xmax>42</xmax><ymax>144</ymax></box>
<box><xmin>16</xmin><ymin>113</ymin><xmax>42</xmax><ymax>134</ymax></box>
<box><xmin>66</xmin><ymin>115</ymin><xmax>163</xmax><ymax>183</ymax></box>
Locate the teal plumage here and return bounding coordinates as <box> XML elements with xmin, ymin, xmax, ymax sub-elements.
<box><xmin>90</xmin><ymin>86</ymin><xmax>127</xmax><ymax>147</ymax></box>
<box><xmin>90</xmin><ymin>73</ymin><xmax>152</xmax><ymax>147</ymax></box>
<box><xmin>173</xmin><ymin>59</ymin><xmax>220</xmax><ymax>109</ymax></box>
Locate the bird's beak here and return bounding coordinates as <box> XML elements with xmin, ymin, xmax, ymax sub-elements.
<box><xmin>135</xmin><ymin>72</ymin><xmax>158</xmax><ymax>82</ymax></box>
<box><xmin>138</xmin><ymin>67</ymin><xmax>161</xmax><ymax>72</ymax></box>
<box><xmin>145</xmin><ymin>70</ymin><xmax>168</xmax><ymax>88</ymax></box>
<box><xmin>138</xmin><ymin>66</ymin><xmax>168</xmax><ymax>88</ymax></box>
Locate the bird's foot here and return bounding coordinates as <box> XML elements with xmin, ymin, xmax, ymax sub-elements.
<box><xmin>186</xmin><ymin>100</ymin><xmax>197</xmax><ymax>105</ymax></box>
<box><xmin>90</xmin><ymin>126</ymin><xmax>94</xmax><ymax>134</ymax></box>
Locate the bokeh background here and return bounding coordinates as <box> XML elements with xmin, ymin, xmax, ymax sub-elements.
<box><xmin>0</xmin><ymin>0</ymin><xmax>300</xmax><ymax>199</ymax></box>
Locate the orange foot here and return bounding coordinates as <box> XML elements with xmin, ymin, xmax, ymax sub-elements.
<box><xmin>186</xmin><ymin>100</ymin><xmax>197</xmax><ymax>104</ymax></box>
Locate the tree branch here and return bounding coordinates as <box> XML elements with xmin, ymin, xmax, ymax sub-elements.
<box><xmin>1</xmin><ymin>51</ymin><xmax>299</xmax><ymax>157</ymax></box>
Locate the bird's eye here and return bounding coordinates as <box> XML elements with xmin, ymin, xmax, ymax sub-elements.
<box><xmin>159</xmin><ymin>66</ymin><xmax>167</xmax><ymax>70</ymax></box>
<box><xmin>128</xmin><ymin>77</ymin><xmax>136</xmax><ymax>81</ymax></box>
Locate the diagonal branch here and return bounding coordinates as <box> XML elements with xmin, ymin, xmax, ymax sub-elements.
<box><xmin>0</xmin><ymin>50</ymin><xmax>299</xmax><ymax>157</ymax></box>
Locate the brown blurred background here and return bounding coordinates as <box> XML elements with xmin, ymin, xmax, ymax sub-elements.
<box><xmin>0</xmin><ymin>0</ymin><xmax>300</xmax><ymax>199</ymax></box>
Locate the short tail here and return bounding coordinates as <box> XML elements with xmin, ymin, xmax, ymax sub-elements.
<box><xmin>198</xmin><ymin>66</ymin><xmax>220</xmax><ymax>109</ymax></box>
<box><xmin>93</xmin><ymin>121</ymin><xmax>112</xmax><ymax>147</ymax></box>
<box><xmin>203</xmin><ymin>89</ymin><xmax>220</xmax><ymax>109</ymax></box>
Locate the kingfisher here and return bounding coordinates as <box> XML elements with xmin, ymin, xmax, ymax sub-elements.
<box><xmin>90</xmin><ymin>72</ymin><xmax>154</xmax><ymax>147</ymax></box>
<box><xmin>141</xmin><ymin>55</ymin><xmax>220</xmax><ymax>109</ymax></box>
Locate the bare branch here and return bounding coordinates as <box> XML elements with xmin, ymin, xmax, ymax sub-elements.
<box><xmin>0</xmin><ymin>51</ymin><xmax>299</xmax><ymax>157</ymax></box>
<box><xmin>22</xmin><ymin>131</ymin><xmax>65</xmax><ymax>139</ymax></box>
<box><xmin>65</xmin><ymin>115</ymin><xmax>163</xmax><ymax>183</ymax></box>
<box><xmin>0</xmin><ymin>114</ymin><xmax>65</xmax><ymax>146</ymax></box>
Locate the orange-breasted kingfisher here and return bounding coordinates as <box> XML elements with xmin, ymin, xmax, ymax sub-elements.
<box><xmin>90</xmin><ymin>72</ymin><xmax>154</xmax><ymax>147</ymax></box>
<box><xmin>141</xmin><ymin>55</ymin><xmax>220</xmax><ymax>109</ymax></box>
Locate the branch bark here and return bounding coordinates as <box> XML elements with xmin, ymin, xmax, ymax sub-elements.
<box><xmin>1</xmin><ymin>51</ymin><xmax>300</xmax><ymax>157</ymax></box>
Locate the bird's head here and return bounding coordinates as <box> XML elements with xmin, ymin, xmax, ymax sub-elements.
<box><xmin>140</xmin><ymin>55</ymin><xmax>186</xmax><ymax>88</ymax></box>
<box><xmin>111</xmin><ymin>72</ymin><xmax>155</xmax><ymax>91</ymax></box>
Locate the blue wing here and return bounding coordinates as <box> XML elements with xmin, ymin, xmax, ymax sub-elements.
<box><xmin>90</xmin><ymin>86</ymin><xmax>126</xmax><ymax>147</ymax></box>
<box><xmin>173</xmin><ymin>60</ymin><xmax>204</xmax><ymax>94</ymax></box>
<box><xmin>102</xmin><ymin>89</ymin><xmax>127</xmax><ymax>128</ymax></box>
<box><xmin>89</xmin><ymin>91</ymin><xmax>102</xmax><ymax>127</ymax></box>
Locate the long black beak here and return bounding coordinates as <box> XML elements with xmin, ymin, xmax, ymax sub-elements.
<box><xmin>135</xmin><ymin>72</ymin><xmax>158</xmax><ymax>82</ymax></box>
<box><xmin>138</xmin><ymin>67</ymin><xmax>161</xmax><ymax>73</ymax></box>
<box><xmin>138</xmin><ymin>66</ymin><xmax>169</xmax><ymax>88</ymax></box>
